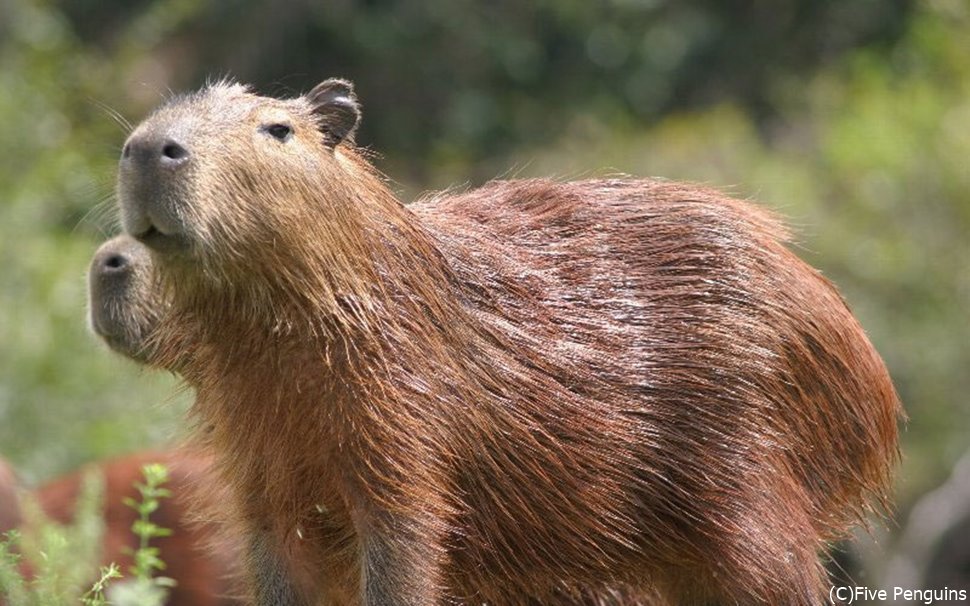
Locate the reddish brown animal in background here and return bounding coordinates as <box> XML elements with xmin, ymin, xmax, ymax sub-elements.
<box><xmin>36</xmin><ymin>451</ymin><xmax>242</xmax><ymax>606</ymax></box>
<box><xmin>111</xmin><ymin>79</ymin><xmax>901</xmax><ymax>605</ymax></box>
<box><xmin>0</xmin><ymin>457</ymin><xmax>22</xmax><ymax>534</ymax></box>
<box><xmin>0</xmin><ymin>457</ymin><xmax>20</xmax><ymax>606</ymax></box>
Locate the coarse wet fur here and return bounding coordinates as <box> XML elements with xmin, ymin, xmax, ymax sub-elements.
<box><xmin>110</xmin><ymin>79</ymin><xmax>902</xmax><ymax>605</ymax></box>
<box><xmin>89</xmin><ymin>235</ymin><xmax>653</xmax><ymax>606</ymax></box>
<box><xmin>88</xmin><ymin>234</ymin><xmax>651</xmax><ymax>606</ymax></box>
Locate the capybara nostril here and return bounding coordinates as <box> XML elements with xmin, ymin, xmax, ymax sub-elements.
<box><xmin>102</xmin><ymin>252</ymin><xmax>128</xmax><ymax>272</ymax></box>
<box><xmin>161</xmin><ymin>140</ymin><xmax>189</xmax><ymax>166</ymax></box>
<box><xmin>88</xmin><ymin>235</ymin><xmax>165</xmax><ymax>365</ymax></box>
<box><xmin>91</xmin><ymin>236</ymin><xmax>151</xmax><ymax>283</ymax></box>
<box><xmin>120</xmin><ymin>134</ymin><xmax>189</xmax><ymax>169</ymax></box>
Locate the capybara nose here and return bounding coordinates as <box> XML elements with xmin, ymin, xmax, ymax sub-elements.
<box><xmin>89</xmin><ymin>236</ymin><xmax>151</xmax><ymax>291</ymax></box>
<box><xmin>121</xmin><ymin>133</ymin><xmax>190</xmax><ymax>169</ymax></box>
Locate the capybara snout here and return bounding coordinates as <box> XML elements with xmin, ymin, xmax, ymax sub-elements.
<box><xmin>87</xmin><ymin>234</ymin><xmax>163</xmax><ymax>363</ymax></box>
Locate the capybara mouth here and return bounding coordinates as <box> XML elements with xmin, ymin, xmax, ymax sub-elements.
<box><xmin>134</xmin><ymin>223</ymin><xmax>190</xmax><ymax>254</ymax></box>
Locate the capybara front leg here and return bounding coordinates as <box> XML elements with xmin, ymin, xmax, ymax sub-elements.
<box><xmin>249</xmin><ymin>529</ymin><xmax>309</xmax><ymax>606</ymax></box>
<box><xmin>360</xmin><ymin>516</ymin><xmax>447</xmax><ymax>606</ymax></box>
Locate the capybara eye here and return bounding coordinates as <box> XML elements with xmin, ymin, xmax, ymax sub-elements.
<box><xmin>262</xmin><ymin>123</ymin><xmax>293</xmax><ymax>142</ymax></box>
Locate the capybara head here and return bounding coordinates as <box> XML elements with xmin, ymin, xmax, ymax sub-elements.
<box><xmin>117</xmin><ymin>79</ymin><xmax>452</xmax><ymax>340</ymax></box>
<box><xmin>118</xmin><ymin>79</ymin><xmax>358</xmax><ymax>254</ymax></box>
<box><xmin>88</xmin><ymin>235</ymin><xmax>165</xmax><ymax>364</ymax></box>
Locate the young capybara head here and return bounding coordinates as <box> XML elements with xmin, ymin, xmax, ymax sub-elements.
<box><xmin>88</xmin><ymin>235</ymin><xmax>165</xmax><ymax>364</ymax></box>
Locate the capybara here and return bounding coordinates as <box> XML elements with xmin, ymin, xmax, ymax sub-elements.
<box><xmin>110</xmin><ymin>78</ymin><xmax>901</xmax><ymax>605</ymax></box>
<box><xmin>35</xmin><ymin>451</ymin><xmax>243</xmax><ymax>606</ymax></box>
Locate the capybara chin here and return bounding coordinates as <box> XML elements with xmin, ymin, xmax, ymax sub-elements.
<box><xmin>114</xmin><ymin>78</ymin><xmax>902</xmax><ymax>605</ymax></box>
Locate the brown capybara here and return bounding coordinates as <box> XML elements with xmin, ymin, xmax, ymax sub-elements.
<box><xmin>35</xmin><ymin>451</ymin><xmax>243</xmax><ymax>606</ymax></box>
<box><xmin>110</xmin><ymin>78</ymin><xmax>902</xmax><ymax>605</ymax></box>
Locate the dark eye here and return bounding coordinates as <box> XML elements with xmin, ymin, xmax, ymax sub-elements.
<box><xmin>262</xmin><ymin>123</ymin><xmax>293</xmax><ymax>142</ymax></box>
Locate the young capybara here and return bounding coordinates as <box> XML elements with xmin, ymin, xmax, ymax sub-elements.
<box><xmin>88</xmin><ymin>235</ymin><xmax>166</xmax><ymax>365</ymax></box>
<box><xmin>108</xmin><ymin>78</ymin><xmax>901</xmax><ymax>605</ymax></box>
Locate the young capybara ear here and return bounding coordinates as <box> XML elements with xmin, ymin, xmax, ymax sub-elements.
<box><xmin>307</xmin><ymin>78</ymin><xmax>361</xmax><ymax>147</ymax></box>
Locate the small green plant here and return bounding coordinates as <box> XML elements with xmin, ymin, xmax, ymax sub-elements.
<box><xmin>79</xmin><ymin>564</ymin><xmax>122</xmax><ymax>606</ymax></box>
<box><xmin>0</xmin><ymin>530</ymin><xmax>29</xmax><ymax>605</ymax></box>
<box><xmin>109</xmin><ymin>463</ymin><xmax>176</xmax><ymax>606</ymax></box>
<box><xmin>0</xmin><ymin>462</ymin><xmax>175</xmax><ymax>606</ymax></box>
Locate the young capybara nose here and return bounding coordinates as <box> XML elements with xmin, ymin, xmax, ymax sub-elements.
<box><xmin>88</xmin><ymin>236</ymin><xmax>150</xmax><ymax>329</ymax></box>
<box><xmin>121</xmin><ymin>133</ymin><xmax>190</xmax><ymax>169</ymax></box>
<box><xmin>99</xmin><ymin>250</ymin><xmax>129</xmax><ymax>273</ymax></box>
<box><xmin>88</xmin><ymin>235</ymin><xmax>167</xmax><ymax>365</ymax></box>
<box><xmin>90</xmin><ymin>236</ymin><xmax>146</xmax><ymax>286</ymax></box>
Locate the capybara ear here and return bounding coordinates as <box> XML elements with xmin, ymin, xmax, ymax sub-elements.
<box><xmin>307</xmin><ymin>78</ymin><xmax>361</xmax><ymax>147</ymax></box>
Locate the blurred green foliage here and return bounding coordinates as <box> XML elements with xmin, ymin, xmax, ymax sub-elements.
<box><xmin>0</xmin><ymin>0</ymin><xmax>965</xmax><ymax>565</ymax></box>
<box><xmin>0</xmin><ymin>464</ymin><xmax>175</xmax><ymax>606</ymax></box>
<box><xmin>110</xmin><ymin>463</ymin><xmax>173</xmax><ymax>606</ymax></box>
<box><xmin>0</xmin><ymin>470</ymin><xmax>107</xmax><ymax>604</ymax></box>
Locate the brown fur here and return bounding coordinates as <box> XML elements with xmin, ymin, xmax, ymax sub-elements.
<box><xmin>115</xmin><ymin>80</ymin><xmax>901</xmax><ymax>605</ymax></box>
<box><xmin>89</xmin><ymin>232</ymin><xmax>651</xmax><ymax>605</ymax></box>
